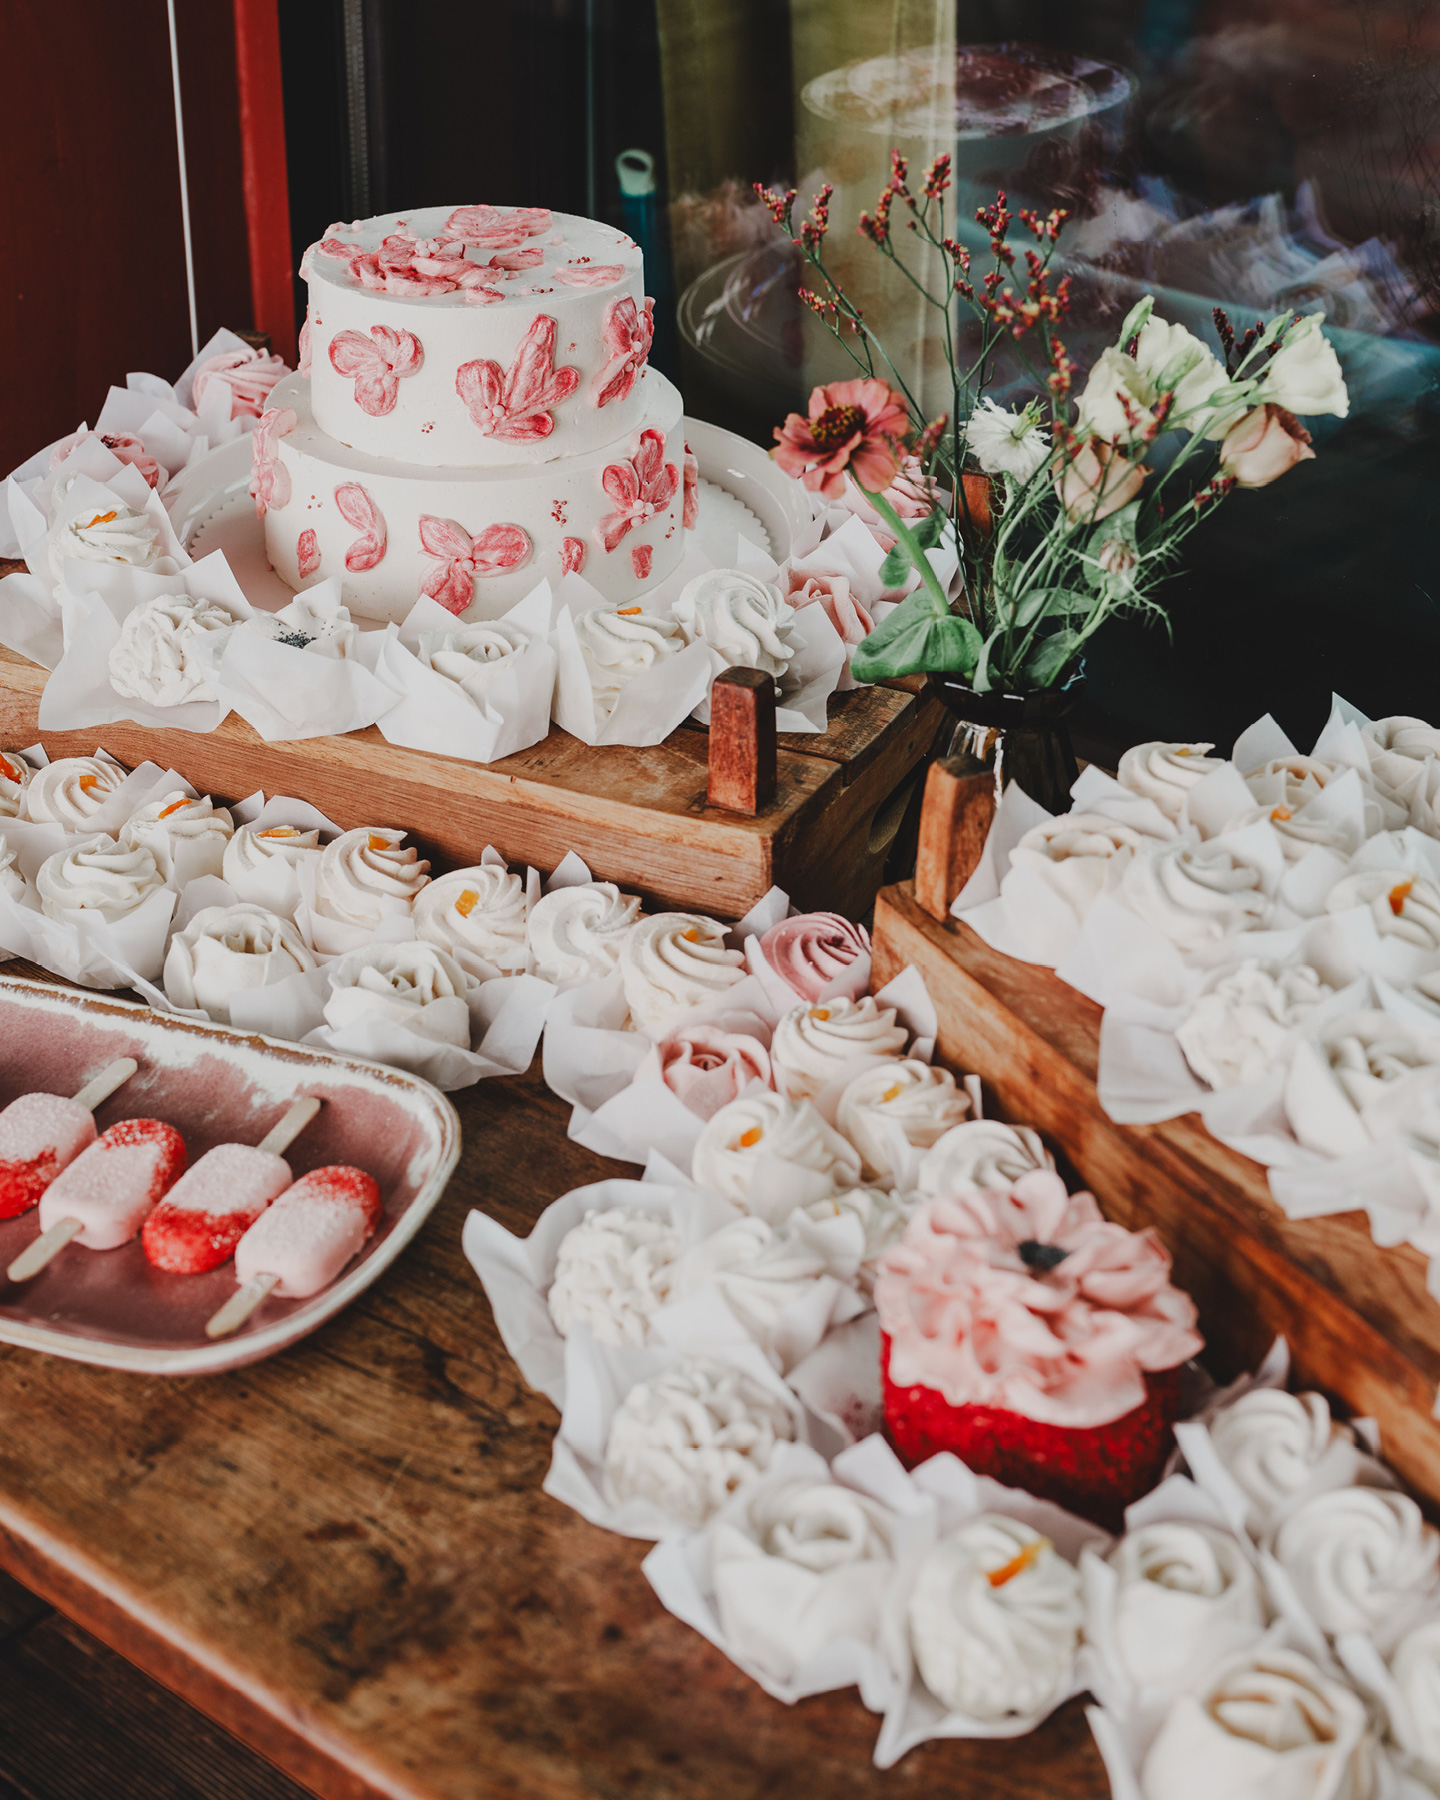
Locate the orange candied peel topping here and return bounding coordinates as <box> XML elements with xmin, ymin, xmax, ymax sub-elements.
<box><xmin>881</xmin><ymin>1083</ymin><xmax>902</xmax><ymax>1103</ymax></box>
<box><xmin>734</xmin><ymin>1126</ymin><xmax>763</xmax><ymax>1150</ymax></box>
<box><xmin>84</xmin><ymin>510</ymin><xmax>118</xmax><ymax>528</ymax></box>
<box><xmin>1271</xmin><ymin>805</ymin><xmax>1292</xmax><ymax>822</ymax></box>
<box><xmin>682</xmin><ymin>927</ymin><xmax>699</xmax><ymax>941</ymax></box>
<box><xmin>809</xmin><ymin>1007</ymin><xmax>830</xmax><ymax>1022</ymax></box>
<box><xmin>367</xmin><ymin>833</ymin><xmax>390</xmax><ymax>852</ymax></box>
<box><xmin>987</xmin><ymin>1537</ymin><xmax>1047</xmax><ymax>1588</ymax></box>
<box><xmin>455</xmin><ymin>888</ymin><xmax>480</xmax><ymax>918</ymax></box>
<box><xmin>0</xmin><ymin>755</ymin><xmax>18</xmax><ymax>783</ymax></box>
<box><xmin>1390</xmin><ymin>879</ymin><xmax>1414</xmax><ymax>916</ymax></box>
<box><xmin>157</xmin><ymin>798</ymin><xmax>189</xmax><ymax>819</ymax></box>
<box><xmin>257</xmin><ymin>827</ymin><xmax>298</xmax><ymax>838</ymax></box>
<box><xmin>616</xmin><ymin>606</ymin><xmax>642</xmax><ymax>616</ymax></box>
<box><xmin>77</xmin><ymin>775</ymin><xmax>100</xmax><ymax>791</ymax></box>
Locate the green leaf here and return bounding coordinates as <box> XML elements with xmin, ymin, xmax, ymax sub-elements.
<box><xmin>1023</xmin><ymin>629</ymin><xmax>1084</xmax><ymax>688</ymax></box>
<box><xmin>1010</xmin><ymin>587</ymin><xmax>1093</xmax><ymax>629</ymax></box>
<box><xmin>913</xmin><ymin>509</ymin><xmax>945</xmax><ymax>550</ymax></box>
<box><xmin>848</xmin><ymin>592</ymin><xmax>980</xmax><ymax>682</ymax></box>
<box><xmin>878</xmin><ymin>544</ymin><xmax>911</xmax><ymax>587</ymax></box>
<box><xmin>1116</xmin><ymin>295</ymin><xmax>1154</xmax><ymax>349</ymax></box>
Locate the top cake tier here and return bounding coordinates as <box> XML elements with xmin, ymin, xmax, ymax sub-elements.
<box><xmin>301</xmin><ymin>205</ymin><xmax>652</xmax><ymax>469</ymax></box>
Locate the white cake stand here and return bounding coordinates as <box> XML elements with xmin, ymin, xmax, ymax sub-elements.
<box><xmin>166</xmin><ymin>415</ymin><xmax>816</xmax><ymax>618</ymax></box>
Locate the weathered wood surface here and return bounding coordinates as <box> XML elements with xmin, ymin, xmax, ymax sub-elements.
<box><xmin>0</xmin><ymin>960</ymin><xmax>1107</xmax><ymax>1800</ymax></box>
<box><xmin>872</xmin><ymin>882</ymin><xmax>1440</xmax><ymax>1510</ymax></box>
<box><xmin>0</xmin><ymin>642</ymin><xmax>945</xmax><ymax>923</ymax></box>
<box><xmin>913</xmin><ymin>755</ymin><xmax>996</xmax><ymax>921</ymax></box>
<box><xmin>706</xmin><ymin>667</ymin><xmax>777</xmax><ymax>816</ymax></box>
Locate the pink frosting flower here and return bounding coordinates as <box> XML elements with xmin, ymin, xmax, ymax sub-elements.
<box><xmin>192</xmin><ymin>347</ymin><xmax>290</xmax><ymax>420</ymax></box>
<box><xmin>772</xmin><ymin>378</ymin><xmax>908</xmax><ymax>501</ymax></box>
<box><xmin>444</xmin><ymin>204</ymin><xmax>553</xmax><ymax>249</ymax></box>
<box><xmin>682</xmin><ymin>442</ymin><xmax>699</xmax><ymax>530</ymax></box>
<box><xmin>760</xmin><ymin>912</ymin><xmax>871</xmax><ymax>1003</ymax></box>
<box><xmin>455</xmin><ymin>314</ymin><xmax>579</xmax><ymax>442</ymax></box>
<box><xmin>554</xmin><ymin>263</ymin><xmax>624</xmax><ymax>287</ymax></box>
<box><xmin>593</xmin><ymin>296</ymin><xmax>655</xmax><ymax>407</ymax></box>
<box><xmin>49</xmin><ymin>430</ymin><xmax>163</xmax><ymax>488</ymax></box>
<box><xmin>659</xmin><ymin>1024</ymin><xmax>773</xmax><ymax>1120</ymax></box>
<box><xmin>783</xmin><ymin>567</ymin><xmax>873</xmax><ymax>646</ymax></box>
<box><xmin>249</xmin><ymin>407</ymin><xmax>296</xmax><ymax>518</ymax></box>
<box><xmin>334</xmin><ymin>483</ymin><xmax>387</xmax><ymax>572</ymax></box>
<box><xmin>418</xmin><ymin>516</ymin><xmax>532</xmax><ymax>614</ymax></box>
<box><xmin>296</xmin><ymin>529</ymin><xmax>321</xmax><ymax>578</ymax></box>
<box><xmin>329</xmin><ymin>325</ymin><xmax>424</xmax><ymax>416</ymax></box>
<box><xmin>874</xmin><ymin>1173</ymin><xmax>1203</xmax><ymax>1428</ymax></box>
<box><xmin>561</xmin><ymin>537</ymin><xmax>586</xmax><ymax>575</ymax></box>
<box><xmin>597</xmin><ymin>428</ymin><xmax>679</xmax><ymax>553</ymax></box>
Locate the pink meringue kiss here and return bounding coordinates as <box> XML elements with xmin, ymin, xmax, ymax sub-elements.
<box><xmin>759</xmin><ymin>912</ymin><xmax>871</xmax><ymax>1003</ymax></box>
<box><xmin>659</xmin><ymin>1024</ymin><xmax>772</xmax><ymax>1121</ymax></box>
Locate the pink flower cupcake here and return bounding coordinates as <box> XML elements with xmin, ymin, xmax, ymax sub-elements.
<box><xmin>758</xmin><ymin>912</ymin><xmax>871</xmax><ymax>1003</ymax></box>
<box><xmin>658</xmin><ymin>1022</ymin><xmax>772</xmax><ymax>1121</ymax></box>
<box><xmin>874</xmin><ymin>1170</ymin><xmax>1202</xmax><ymax>1528</ymax></box>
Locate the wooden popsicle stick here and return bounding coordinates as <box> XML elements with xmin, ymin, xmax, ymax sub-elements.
<box><xmin>205</xmin><ymin>1272</ymin><xmax>279</xmax><ymax>1340</ymax></box>
<box><xmin>257</xmin><ymin>1096</ymin><xmax>320</xmax><ymax>1157</ymax></box>
<box><xmin>71</xmin><ymin>1058</ymin><xmax>138</xmax><ymax>1113</ymax></box>
<box><xmin>7</xmin><ymin>1216</ymin><xmax>83</xmax><ymax>1283</ymax></box>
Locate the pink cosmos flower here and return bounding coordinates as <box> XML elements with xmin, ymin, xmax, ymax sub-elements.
<box><xmin>783</xmin><ymin>567</ymin><xmax>873</xmax><ymax>646</ymax></box>
<box><xmin>418</xmin><ymin>516</ymin><xmax>532</xmax><ymax>615</ymax></box>
<box><xmin>249</xmin><ymin>407</ymin><xmax>296</xmax><ymax>518</ymax></box>
<box><xmin>329</xmin><ymin>325</ymin><xmax>425</xmax><ymax>416</ymax></box>
<box><xmin>593</xmin><ymin>296</ymin><xmax>655</xmax><ymax>407</ymax></box>
<box><xmin>334</xmin><ymin>483</ymin><xmax>387</xmax><ymax>572</ymax></box>
<box><xmin>455</xmin><ymin>314</ymin><xmax>579</xmax><ymax>442</ymax></box>
<box><xmin>597</xmin><ymin>429</ymin><xmax>679</xmax><ymax>553</ymax></box>
<box><xmin>772</xmin><ymin>379</ymin><xmax>908</xmax><ymax>500</ymax></box>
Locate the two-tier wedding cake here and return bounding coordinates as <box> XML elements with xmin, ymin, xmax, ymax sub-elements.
<box><xmin>253</xmin><ymin>203</ymin><xmax>695</xmax><ymax>623</ymax></box>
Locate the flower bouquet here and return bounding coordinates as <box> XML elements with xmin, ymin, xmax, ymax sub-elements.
<box><xmin>758</xmin><ymin>160</ymin><xmax>1350</xmax><ymax>700</ymax></box>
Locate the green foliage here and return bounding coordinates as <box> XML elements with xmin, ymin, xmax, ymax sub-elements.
<box><xmin>848</xmin><ymin>590</ymin><xmax>981</xmax><ymax>681</ymax></box>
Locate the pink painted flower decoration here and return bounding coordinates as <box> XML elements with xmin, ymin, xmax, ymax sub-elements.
<box><xmin>455</xmin><ymin>315</ymin><xmax>579</xmax><ymax>443</ymax></box>
<box><xmin>296</xmin><ymin>529</ymin><xmax>321</xmax><ymax>578</ymax></box>
<box><xmin>418</xmin><ymin>516</ymin><xmax>532</xmax><ymax>615</ymax></box>
<box><xmin>682</xmin><ymin>442</ymin><xmax>699</xmax><ymax>530</ymax></box>
<box><xmin>298</xmin><ymin>314</ymin><xmax>313</xmax><ymax>376</ymax></box>
<box><xmin>249</xmin><ymin>407</ymin><xmax>296</xmax><ymax>518</ymax></box>
<box><xmin>561</xmin><ymin>537</ymin><xmax>586</xmax><ymax>576</ymax></box>
<box><xmin>554</xmin><ymin>264</ymin><xmax>624</xmax><ymax>288</ymax></box>
<box><xmin>444</xmin><ymin>205</ymin><xmax>553</xmax><ymax>249</ymax></box>
<box><xmin>631</xmin><ymin>543</ymin><xmax>654</xmax><ymax>580</ymax></box>
<box><xmin>593</xmin><ymin>296</ymin><xmax>655</xmax><ymax>407</ymax></box>
<box><xmin>597</xmin><ymin>429</ymin><xmax>679</xmax><ymax>554</ymax></box>
<box><xmin>334</xmin><ymin>483</ymin><xmax>388</xmax><ymax>572</ymax></box>
<box><xmin>329</xmin><ymin>325</ymin><xmax>425</xmax><ymax>416</ymax></box>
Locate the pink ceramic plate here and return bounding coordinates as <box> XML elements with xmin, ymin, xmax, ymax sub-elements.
<box><xmin>0</xmin><ymin>975</ymin><xmax>461</xmax><ymax>1373</ymax></box>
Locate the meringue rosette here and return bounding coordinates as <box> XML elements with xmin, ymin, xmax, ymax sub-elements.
<box><xmin>547</xmin><ymin>1207</ymin><xmax>683</xmax><ymax>1346</ymax></box>
<box><xmin>770</xmin><ymin>995</ymin><xmax>907</xmax><ymax>1102</ymax></box>
<box><xmin>0</xmin><ymin>751</ymin><xmax>33</xmax><ymax>820</ymax></box>
<box><xmin>108</xmin><ymin>593</ymin><xmax>234</xmax><ymax>710</ymax></box>
<box><xmin>1272</xmin><ymin>1486</ymin><xmax>1440</xmax><ymax>1649</ymax></box>
<box><xmin>618</xmin><ymin>911</ymin><xmax>745</xmax><ymax>1033</ymax></box>
<box><xmin>322</xmin><ymin>941</ymin><xmax>473</xmax><ymax>1048</ymax></box>
<box><xmin>526</xmin><ymin>880</ymin><xmax>642</xmax><ymax>988</ymax></box>
<box><xmin>574</xmin><ymin>604</ymin><xmax>685</xmax><ymax>721</ymax></box>
<box><xmin>658</xmin><ymin>1023</ymin><xmax>773</xmax><ymax>1121</ymax></box>
<box><xmin>1205</xmin><ymin>1389</ymin><xmax>1352</xmax><ymax>1535</ymax></box>
<box><xmin>163</xmin><ymin>902</ymin><xmax>316</xmax><ymax>1023</ymax></box>
<box><xmin>759</xmin><ymin>912</ymin><xmax>871</xmax><ymax>1003</ymax></box>
<box><xmin>309</xmin><ymin>825</ymin><xmax>431</xmax><ymax>949</ymax></box>
<box><xmin>915</xmin><ymin>1118</ymin><xmax>1053</xmax><ymax>1199</ymax></box>
<box><xmin>1117</xmin><ymin>742</ymin><xmax>1229</xmax><ymax>824</ymax></box>
<box><xmin>1177</xmin><ymin>960</ymin><xmax>1333</xmax><ymax>1091</ymax></box>
<box><xmin>1103</xmin><ymin>1520</ymin><xmax>1266</xmax><ymax>1695</ymax></box>
<box><xmin>1118</xmin><ymin>837</ymin><xmax>1269</xmax><ymax>951</ymax></box>
<box><xmin>119</xmin><ymin>791</ymin><xmax>234</xmax><ymax>885</ymax></box>
<box><xmin>692</xmin><ymin>1089</ymin><xmax>861</xmax><ymax>1210</ymax></box>
<box><xmin>672</xmin><ymin>568</ymin><xmax>799</xmax><ymax>685</ymax></box>
<box><xmin>413</xmin><ymin>864</ymin><xmax>529</xmax><ymax>978</ymax></box>
<box><xmin>23</xmin><ymin>756</ymin><xmax>127</xmax><ymax>827</ymax></box>
<box><xmin>36</xmin><ymin>837</ymin><xmax>164</xmax><ymax>923</ymax></box>
<box><xmin>835</xmin><ymin>1059</ymin><xmax>972</xmax><ymax>1182</ymax></box>
<box><xmin>221</xmin><ymin>823</ymin><xmax>322</xmax><ymax>920</ymax></box>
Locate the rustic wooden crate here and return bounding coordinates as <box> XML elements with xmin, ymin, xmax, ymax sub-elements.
<box><xmin>0</xmin><ymin>643</ymin><xmax>946</xmax><ymax>921</ymax></box>
<box><xmin>871</xmin><ymin>877</ymin><xmax>1440</xmax><ymax>1512</ymax></box>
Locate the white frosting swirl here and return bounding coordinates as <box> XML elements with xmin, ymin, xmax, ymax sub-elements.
<box><xmin>1207</xmin><ymin>1389</ymin><xmax>1349</xmax><ymax>1533</ymax></box>
<box><xmin>547</xmin><ymin>1207</ymin><xmax>683</xmax><ymax>1346</ymax></box>
<box><xmin>221</xmin><ymin>824</ymin><xmax>321</xmax><ymax>919</ymax></box>
<box><xmin>1139</xmin><ymin>1646</ymin><xmax>1374</xmax><ymax>1800</ymax></box>
<box><xmin>108</xmin><ymin>594</ymin><xmax>233</xmax><ymax>708</ymax></box>
<box><xmin>249</xmin><ymin>590</ymin><xmax>356</xmax><ymax>659</ymax></box>
<box><xmin>1245</xmin><ymin>755</ymin><xmax>1345</xmax><ymax>810</ymax></box>
<box><xmin>526</xmin><ymin>881</ymin><xmax>643</xmax><ymax>988</ymax></box>
<box><xmin>322</xmin><ymin>941</ymin><xmax>472</xmax><ymax>1046</ymax></box>
<box><xmin>418</xmin><ymin>620</ymin><xmax>526</xmax><ymax>703</ymax></box>
<box><xmin>835</xmin><ymin>1059</ymin><xmax>972</xmax><ymax>1182</ymax></box>
<box><xmin>1117</xmin><ymin>742</ymin><xmax>1229</xmax><ymax>823</ymax></box>
<box><xmin>618</xmin><ymin>911</ymin><xmax>745</xmax><ymax>1032</ymax></box>
<box><xmin>1284</xmin><ymin>1010</ymin><xmax>1440</xmax><ymax>1158</ymax></box>
<box><xmin>37</xmin><ymin>836</ymin><xmax>163</xmax><ymax>922</ymax></box>
<box><xmin>915</xmin><ymin>1119</ymin><xmax>1053</xmax><ymax>1199</ymax></box>
<box><xmin>770</xmin><ymin>996</ymin><xmax>907</xmax><ymax>1101</ymax></box>
<box><xmin>792</xmin><ymin>1186</ymin><xmax>912</xmax><ymax>1290</ymax></box>
<box><xmin>1273</xmin><ymin>1487</ymin><xmax>1440</xmax><ymax>1646</ymax></box>
<box><xmin>163</xmin><ymin>902</ymin><xmax>316</xmax><ymax>1023</ymax></box>
<box><xmin>24</xmin><ymin>756</ymin><xmax>127</xmax><ymax>826</ymax></box>
<box><xmin>1008</xmin><ymin>811</ymin><xmax>1154</xmax><ymax>922</ymax></box>
<box><xmin>49</xmin><ymin>503</ymin><xmax>169</xmax><ymax>590</ymax></box>
<box><xmin>1177</xmin><ymin>960</ymin><xmax>1334</xmax><ymax>1090</ymax></box>
<box><xmin>311</xmin><ymin>826</ymin><xmax>431</xmax><ymax>938</ymax></box>
<box><xmin>908</xmin><ymin>1515</ymin><xmax>1083</xmax><ymax>1720</ymax></box>
<box><xmin>1366</xmin><ymin>716</ymin><xmax>1440</xmax><ymax>762</ymax></box>
<box><xmin>692</xmin><ymin>1090</ymin><xmax>861</xmax><ymax>1207</ymax></box>
<box><xmin>672</xmin><ymin>569</ymin><xmax>798</xmax><ymax>682</ymax></box>
<box><xmin>668</xmin><ymin>1215</ymin><xmax>844</xmax><ymax>1372</ymax></box>
<box><xmin>575</xmin><ymin>605</ymin><xmax>684</xmax><ymax>718</ymax></box>
<box><xmin>1106</xmin><ymin>1521</ymin><xmax>1266</xmax><ymax>1692</ymax></box>
<box><xmin>413</xmin><ymin>865</ymin><xmax>529</xmax><ymax>978</ymax></box>
<box><xmin>1225</xmin><ymin>801</ymin><xmax>1359</xmax><ymax>864</ymax></box>
<box><xmin>0</xmin><ymin>837</ymin><xmax>24</xmax><ymax>903</ymax></box>
<box><xmin>1325</xmin><ymin>870</ymin><xmax>1440</xmax><ymax>951</ymax></box>
<box><xmin>1390</xmin><ymin>1617</ymin><xmax>1440</xmax><ymax>1777</ymax></box>
<box><xmin>603</xmin><ymin>1357</ymin><xmax>795</xmax><ymax>1529</ymax></box>
<box><xmin>1119</xmin><ymin>838</ymin><xmax>1269</xmax><ymax>950</ymax></box>
<box><xmin>0</xmin><ymin>751</ymin><xmax>33</xmax><ymax>819</ymax></box>
<box><xmin>119</xmin><ymin>791</ymin><xmax>233</xmax><ymax>884</ymax></box>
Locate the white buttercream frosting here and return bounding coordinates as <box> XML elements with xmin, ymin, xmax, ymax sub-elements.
<box><xmin>1273</xmin><ymin>1487</ymin><xmax>1440</xmax><ymax>1647</ymax></box>
<box><xmin>672</xmin><ymin>569</ymin><xmax>798</xmax><ymax>683</ymax></box>
<box><xmin>575</xmin><ymin>604</ymin><xmax>684</xmax><ymax>718</ymax></box>
<box><xmin>1285</xmin><ymin>1010</ymin><xmax>1440</xmax><ymax>1158</ymax></box>
<box><xmin>1207</xmin><ymin>1389</ymin><xmax>1350</xmax><ymax>1533</ymax></box>
<box><xmin>1177</xmin><ymin>960</ymin><xmax>1334</xmax><ymax>1090</ymax></box>
<box><xmin>526</xmin><ymin>881</ymin><xmax>642</xmax><ymax>987</ymax></box>
<box><xmin>908</xmin><ymin>1515</ymin><xmax>1084</xmax><ymax>1720</ymax></box>
<box><xmin>618</xmin><ymin>911</ymin><xmax>745</xmax><ymax>1032</ymax></box>
<box><xmin>1390</xmin><ymin>1617</ymin><xmax>1440</xmax><ymax>1778</ymax></box>
<box><xmin>311</xmin><ymin>826</ymin><xmax>431</xmax><ymax>935</ymax></box>
<box><xmin>418</xmin><ymin>620</ymin><xmax>526</xmax><ymax>703</ymax></box>
<box><xmin>692</xmin><ymin>1089</ymin><xmax>862</xmax><ymax>1207</ymax></box>
<box><xmin>0</xmin><ymin>751</ymin><xmax>33</xmax><ymax>819</ymax></box>
<box><xmin>1225</xmin><ymin>801</ymin><xmax>1359</xmax><ymax>864</ymax></box>
<box><xmin>1117</xmin><ymin>742</ymin><xmax>1228</xmax><ymax>823</ymax></box>
<box><xmin>915</xmin><ymin>1119</ymin><xmax>1053</xmax><ymax>1199</ymax></box>
<box><xmin>1365</xmin><ymin>716</ymin><xmax>1440</xmax><ymax>762</ymax></box>
<box><xmin>602</xmin><ymin>1357</ymin><xmax>795</xmax><ymax>1529</ymax></box>
<box><xmin>49</xmin><ymin>503</ymin><xmax>169</xmax><ymax>591</ymax></box>
<box><xmin>835</xmin><ymin>1059</ymin><xmax>972</xmax><ymax>1182</ymax></box>
<box><xmin>37</xmin><ymin>836</ymin><xmax>163</xmax><ymax>922</ymax></box>
<box><xmin>24</xmin><ymin>757</ymin><xmax>127</xmax><ymax>826</ymax></box>
<box><xmin>792</xmin><ymin>1186</ymin><xmax>912</xmax><ymax>1290</ymax></box>
<box><xmin>247</xmin><ymin>589</ymin><xmax>357</xmax><ymax>658</ymax></box>
<box><xmin>221</xmin><ymin>824</ymin><xmax>322</xmax><ymax>919</ymax></box>
<box><xmin>0</xmin><ymin>838</ymin><xmax>24</xmax><ymax>903</ymax></box>
<box><xmin>1325</xmin><ymin>869</ymin><xmax>1440</xmax><ymax>951</ymax></box>
<box><xmin>413</xmin><ymin>865</ymin><xmax>529</xmax><ymax>977</ymax></box>
<box><xmin>547</xmin><ymin>1207</ymin><xmax>683</xmax><ymax>1345</ymax></box>
<box><xmin>322</xmin><ymin>941</ymin><xmax>473</xmax><ymax>1045</ymax></box>
<box><xmin>1119</xmin><ymin>837</ymin><xmax>1269</xmax><ymax>950</ymax></box>
<box><xmin>163</xmin><ymin>902</ymin><xmax>316</xmax><ymax>1023</ymax></box>
<box><xmin>1106</xmin><ymin>1521</ymin><xmax>1266</xmax><ymax>1693</ymax></box>
<box><xmin>119</xmin><ymin>791</ymin><xmax>234</xmax><ymax>884</ymax></box>
<box><xmin>107</xmin><ymin>594</ymin><xmax>233</xmax><ymax>708</ymax></box>
<box><xmin>1008</xmin><ymin>811</ymin><xmax>1155</xmax><ymax>922</ymax></box>
<box><xmin>769</xmin><ymin>996</ymin><xmax>907</xmax><ymax>1101</ymax></box>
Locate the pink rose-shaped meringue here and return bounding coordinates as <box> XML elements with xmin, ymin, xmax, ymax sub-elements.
<box><xmin>783</xmin><ymin>566</ymin><xmax>873</xmax><ymax>646</ymax></box>
<box><xmin>48</xmin><ymin>429</ymin><xmax>163</xmax><ymax>488</ymax></box>
<box><xmin>874</xmin><ymin>1171</ymin><xmax>1203</xmax><ymax>1428</ymax></box>
<box><xmin>192</xmin><ymin>347</ymin><xmax>291</xmax><ymax>420</ymax></box>
<box><xmin>659</xmin><ymin>1023</ymin><xmax>773</xmax><ymax>1120</ymax></box>
<box><xmin>760</xmin><ymin>912</ymin><xmax>871</xmax><ymax>1003</ymax></box>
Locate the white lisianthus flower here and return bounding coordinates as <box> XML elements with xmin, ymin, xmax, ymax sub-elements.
<box><xmin>1074</xmin><ymin>346</ymin><xmax>1157</xmax><ymax>441</ymax></box>
<box><xmin>1133</xmin><ymin>316</ymin><xmax>1238</xmax><ymax>432</ymax></box>
<box><xmin>963</xmin><ymin>398</ymin><xmax>1052</xmax><ymax>481</ymax></box>
<box><xmin>1258</xmin><ymin>313</ymin><xmax>1349</xmax><ymax>418</ymax></box>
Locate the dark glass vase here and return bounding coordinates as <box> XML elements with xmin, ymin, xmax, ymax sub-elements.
<box><xmin>925</xmin><ymin>673</ymin><xmax>1085</xmax><ymax>816</ymax></box>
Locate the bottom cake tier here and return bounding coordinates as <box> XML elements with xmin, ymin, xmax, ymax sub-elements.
<box><xmin>258</xmin><ymin>368</ymin><xmax>690</xmax><ymax>622</ymax></box>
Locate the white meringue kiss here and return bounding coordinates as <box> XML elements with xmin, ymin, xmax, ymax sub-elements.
<box><xmin>221</xmin><ymin>824</ymin><xmax>322</xmax><ymax>920</ymax></box>
<box><xmin>37</xmin><ymin>837</ymin><xmax>163</xmax><ymax>922</ymax></box>
<box><xmin>413</xmin><ymin>865</ymin><xmax>529</xmax><ymax>978</ymax></box>
<box><xmin>619</xmin><ymin>911</ymin><xmax>745</xmax><ymax>1033</ymax></box>
<box><xmin>322</xmin><ymin>941</ymin><xmax>472</xmax><ymax>1047</ymax></box>
<box><xmin>163</xmin><ymin>902</ymin><xmax>316</xmax><ymax>1023</ymax></box>
<box><xmin>527</xmin><ymin>881</ymin><xmax>643</xmax><ymax>988</ymax></box>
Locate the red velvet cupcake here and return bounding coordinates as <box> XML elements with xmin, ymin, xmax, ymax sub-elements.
<box><xmin>874</xmin><ymin>1170</ymin><xmax>1201</xmax><ymax>1530</ymax></box>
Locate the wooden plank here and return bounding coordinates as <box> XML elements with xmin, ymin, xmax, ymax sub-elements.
<box><xmin>707</xmin><ymin>668</ymin><xmax>777</xmax><ymax>815</ymax></box>
<box><xmin>776</xmin><ymin>684</ymin><xmax>942</xmax><ymax>786</ymax></box>
<box><xmin>871</xmin><ymin>882</ymin><xmax>1440</xmax><ymax>1509</ymax></box>
<box><xmin>913</xmin><ymin>755</ymin><xmax>995</xmax><ymax>921</ymax></box>
<box><xmin>0</xmin><ymin>956</ymin><xmax>1107</xmax><ymax>1799</ymax></box>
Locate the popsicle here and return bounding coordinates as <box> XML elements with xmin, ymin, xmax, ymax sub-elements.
<box><xmin>6</xmin><ymin>1118</ymin><xmax>187</xmax><ymax>1281</ymax></box>
<box><xmin>206</xmin><ymin>1165</ymin><xmax>382</xmax><ymax>1339</ymax></box>
<box><xmin>0</xmin><ymin>1059</ymin><xmax>138</xmax><ymax>1220</ymax></box>
<box><xmin>141</xmin><ymin>1096</ymin><xmax>322</xmax><ymax>1275</ymax></box>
